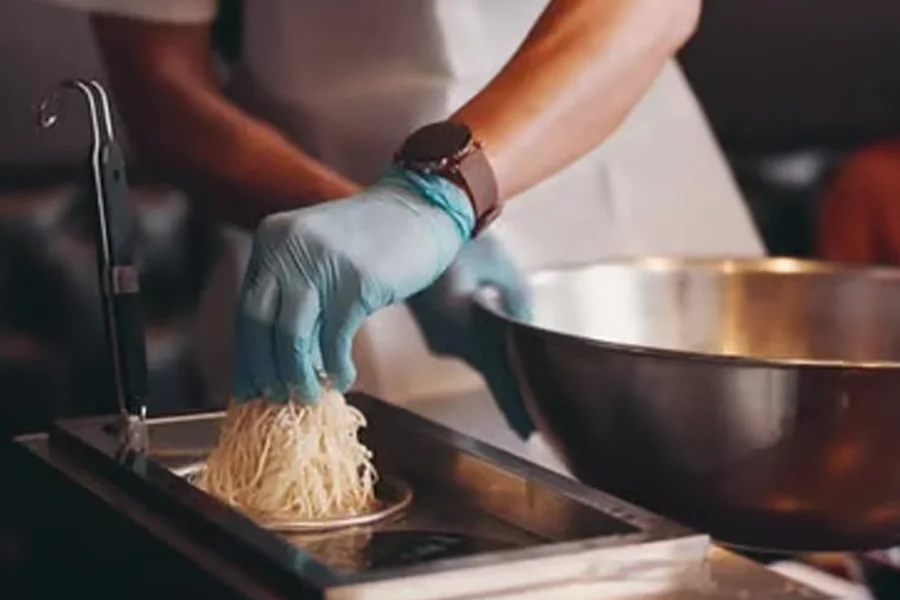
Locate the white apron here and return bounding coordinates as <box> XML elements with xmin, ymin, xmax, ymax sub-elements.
<box><xmin>196</xmin><ymin>0</ymin><xmax>764</xmax><ymax>461</ymax></box>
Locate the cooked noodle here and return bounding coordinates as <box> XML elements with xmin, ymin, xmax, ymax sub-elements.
<box><xmin>195</xmin><ymin>389</ymin><xmax>378</xmax><ymax>522</ymax></box>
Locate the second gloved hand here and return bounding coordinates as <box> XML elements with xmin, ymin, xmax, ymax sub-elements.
<box><xmin>233</xmin><ymin>167</ymin><xmax>476</xmax><ymax>403</ymax></box>
<box><xmin>407</xmin><ymin>234</ymin><xmax>536</xmax><ymax>439</ymax></box>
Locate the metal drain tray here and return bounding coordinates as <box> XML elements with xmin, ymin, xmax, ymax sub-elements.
<box><xmin>36</xmin><ymin>393</ymin><xmax>812</xmax><ymax>599</ymax></box>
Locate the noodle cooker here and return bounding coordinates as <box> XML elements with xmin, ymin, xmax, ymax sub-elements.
<box><xmin>11</xmin><ymin>396</ymin><xmax>829</xmax><ymax>599</ymax></box>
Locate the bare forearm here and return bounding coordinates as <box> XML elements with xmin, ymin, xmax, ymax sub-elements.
<box><xmin>92</xmin><ymin>17</ymin><xmax>358</xmax><ymax>229</ymax></box>
<box><xmin>453</xmin><ymin>0</ymin><xmax>702</xmax><ymax>201</ymax></box>
<box><xmin>124</xmin><ymin>78</ymin><xmax>358</xmax><ymax>228</ymax></box>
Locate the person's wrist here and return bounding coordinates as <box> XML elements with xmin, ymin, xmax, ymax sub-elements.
<box><xmin>379</xmin><ymin>166</ymin><xmax>476</xmax><ymax>239</ymax></box>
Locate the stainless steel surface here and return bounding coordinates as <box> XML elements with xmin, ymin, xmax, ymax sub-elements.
<box><xmin>46</xmin><ymin>396</ymin><xmax>723</xmax><ymax>598</ymax></box>
<box><xmin>173</xmin><ymin>461</ymin><xmax>414</xmax><ymax>534</ymax></box>
<box><xmin>476</xmin><ymin>258</ymin><xmax>900</xmax><ymax>551</ymax></box>
<box><xmin>473</xmin><ymin>547</ymin><xmax>831</xmax><ymax>599</ymax></box>
<box><xmin>141</xmin><ymin>402</ymin><xmax>694</xmax><ymax>550</ymax></box>
<box><xmin>18</xmin><ymin>420</ymin><xmax>831</xmax><ymax>599</ymax></box>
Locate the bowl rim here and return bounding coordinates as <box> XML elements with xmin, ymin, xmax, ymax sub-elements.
<box><xmin>475</xmin><ymin>256</ymin><xmax>900</xmax><ymax>371</ymax></box>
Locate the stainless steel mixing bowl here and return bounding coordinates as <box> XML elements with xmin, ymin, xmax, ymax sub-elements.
<box><xmin>476</xmin><ymin>258</ymin><xmax>900</xmax><ymax>551</ymax></box>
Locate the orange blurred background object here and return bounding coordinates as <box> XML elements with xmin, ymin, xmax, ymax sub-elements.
<box><xmin>818</xmin><ymin>142</ymin><xmax>900</xmax><ymax>266</ymax></box>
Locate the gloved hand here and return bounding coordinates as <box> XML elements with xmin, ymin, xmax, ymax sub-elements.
<box><xmin>407</xmin><ymin>234</ymin><xmax>536</xmax><ymax>439</ymax></box>
<box><xmin>232</xmin><ymin>167</ymin><xmax>475</xmax><ymax>403</ymax></box>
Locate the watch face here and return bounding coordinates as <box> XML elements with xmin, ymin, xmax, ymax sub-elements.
<box><xmin>401</xmin><ymin>121</ymin><xmax>472</xmax><ymax>164</ymax></box>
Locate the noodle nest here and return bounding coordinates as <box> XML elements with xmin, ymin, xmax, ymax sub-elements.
<box><xmin>195</xmin><ymin>389</ymin><xmax>378</xmax><ymax>522</ymax></box>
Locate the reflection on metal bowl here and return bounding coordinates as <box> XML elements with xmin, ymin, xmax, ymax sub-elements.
<box><xmin>476</xmin><ymin>258</ymin><xmax>900</xmax><ymax>551</ymax></box>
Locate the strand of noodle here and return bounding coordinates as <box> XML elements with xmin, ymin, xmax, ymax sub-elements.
<box><xmin>195</xmin><ymin>389</ymin><xmax>378</xmax><ymax>522</ymax></box>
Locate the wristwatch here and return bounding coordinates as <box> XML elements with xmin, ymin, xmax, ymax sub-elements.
<box><xmin>394</xmin><ymin>121</ymin><xmax>501</xmax><ymax>237</ymax></box>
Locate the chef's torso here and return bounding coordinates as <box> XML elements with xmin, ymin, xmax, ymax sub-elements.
<box><xmin>232</xmin><ymin>1</ymin><xmax>549</xmax><ymax>185</ymax></box>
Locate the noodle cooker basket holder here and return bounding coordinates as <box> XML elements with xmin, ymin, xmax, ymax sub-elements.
<box><xmin>20</xmin><ymin>394</ymin><xmax>828</xmax><ymax>599</ymax></box>
<box><xmin>36</xmin><ymin>79</ymin><xmax>148</xmax><ymax>453</ymax></box>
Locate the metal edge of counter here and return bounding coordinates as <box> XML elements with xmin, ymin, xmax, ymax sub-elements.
<box><xmin>8</xmin><ymin>432</ymin><xmax>296</xmax><ymax>599</ymax></box>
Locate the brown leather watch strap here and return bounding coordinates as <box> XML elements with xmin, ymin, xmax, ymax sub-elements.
<box><xmin>456</xmin><ymin>144</ymin><xmax>501</xmax><ymax>237</ymax></box>
<box><xmin>394</xmin><ymin>121</ymin><xmax>502</xmax><ymax>237</ymax></box>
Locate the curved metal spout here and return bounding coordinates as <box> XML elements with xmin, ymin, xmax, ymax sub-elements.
<box><xmin>37</xmin><ymin>79</ymin><xmax>115</xmax><ymax>140</ymax></box>
<box><xmin>37</xmin><ymin>80</ymin><xmax>116</xmax><ymax>271</ymax></box>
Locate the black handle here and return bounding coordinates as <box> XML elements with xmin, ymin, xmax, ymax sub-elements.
<box><xmin>95</xmin><ymin>139</ymin><xmax>147</xmax><ymax>414</ymax></box>
<box><xmin>98</xmin><ymin>139</ymin><xmax>137</xmax><ymax>265</ymax></box>
<box><xmin>103</xmin><ymin>283</ymin><xmax>147</xmax><ymax>411</ymax></box>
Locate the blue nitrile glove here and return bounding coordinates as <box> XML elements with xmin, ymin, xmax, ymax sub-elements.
<box><xmin>232</xmin><ymin>167</ymin><xmax>475</xmax><ymax>403</ymax></box>
<box><xmin>407</xmin><ymin>234</ymin><xmax>536</xmax><ymax>439</ymax></box>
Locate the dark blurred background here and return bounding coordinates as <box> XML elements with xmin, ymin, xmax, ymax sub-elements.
<box><xmin>680</xmin><ymin>0</ymin><xmax>900</xmax><ymax>259</ymax></box>
<box><xmin>1</xmin><ymin>0</ymin><xmax>900</xmax><ymax>434</ymax></box>
<box><xmin>0</xmin><ymin>0</ymin><xmax>239</xmax><ymax>436</ymax></box>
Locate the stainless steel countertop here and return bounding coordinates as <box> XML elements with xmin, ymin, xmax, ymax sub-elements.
<box><xmin>403</xmin><ymin>388</ymin><xmax>843</xmax><ymax>599</ymax></box>
<box><xmin>402</xmin><ymin>387</ymin><xmax>571</xmax><ymax>475</ymax></box>
<box><xmin>16</xmin><ymin>391</ymin><xmax>837</xmax><ymax>599</ymax></box>
<box><xmin>465</xmin><ymin>546</ymin><xmax>831</xmax><ymax>599</ymax></box>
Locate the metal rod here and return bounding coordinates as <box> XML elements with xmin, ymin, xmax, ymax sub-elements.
<box><xmin>88</xmin><ymin>79</ymin><xmax>116</xmax><ymax>143</ymax></box>
<box><xmin>37</xmin><ymin>79</ymin><xmax>148</xmax><ymax>445</ymax></box>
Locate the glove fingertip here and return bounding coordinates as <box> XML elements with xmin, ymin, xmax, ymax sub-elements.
<box><xmin>486</xmin><ymin>373</ymin><xmax>536</xmax><ymax>440</ymax></box>
<box><xmin>502</xmin><ymin>404</ymin><xmax>536</xmax><ymax>440</ymax></box>
<box><xmin>331</xmin><ymin>362</ymin><xmax>358</xmax><ymax>394</ymax></box>
<box><xmin>233</xmin><ymin>389</ymin><xmax>253</xmax><ymax>404</ymax></box>
<box><xmin>509</xmin><ymin>412</ymin><xmax>537</xmax><ymax>440</ymax></box>
<box><xmin>497</xmin><ymin>388</ymin><xmax>535</xmax><ymax>439</ymax></box>
<box><xmin>321</xmin><ymin>306</ymin><xmax>366</xmax><ymax>394</ymax></box>
<box><xmin>263</xmin><ymin>382</ymin><xmax>291</xmax><ymax>404</ymax></box>
<box><xmin>500</xmin><ymin>288</ymin><xmax>532</xmax><ymax>321</ymax></box>
<box><xmin>232</xmin><ymin>372</ymin><xmax>253</xmax><ymax>401</ymax></box>
<box><xmin>293</xmin><ymin>377</ymin><xmax>325</xmax><ymax>406</ymax></box>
